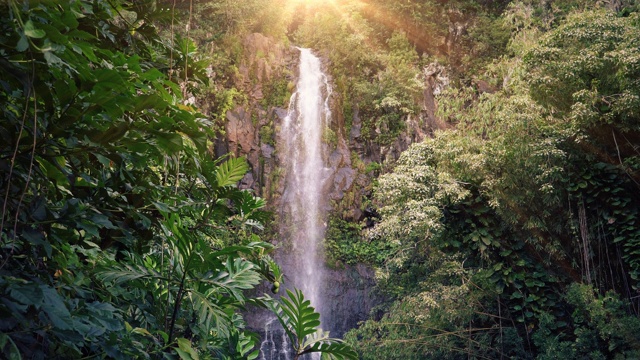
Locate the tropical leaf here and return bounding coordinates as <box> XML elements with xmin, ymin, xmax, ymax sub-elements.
<box><xmin>283</xmin><ymin>289</ymin><xmax>321</xmax><ymax>342</ymax></box>
<box><xmin>254</xmin><ymin>255</ymin><xmax>282</xmax><ymax>284</ymax></box>
<box><xmin>176</xmin><ymin>338</ymin><xmax>200</xmax><ymax>360</ymax></box>
<box><xmin>41</xmin><ymin>286</ymin><xmax>74</xmax><ymax>331</ymax></box>
<box><xmin>210</xmin><ymin>241</ymin><xmax>274</xmax><ymax>259</ymax></box>
<box><xmin>201</xmin><ymin>257</ymin><xmax>262</xmax><ymax>302</ymax></box>
<box><xmin>188</xmin><ymin>290</ymin><xmax>234</xmax><ymax>338</ymax></box>
<box><xmin>230</xmin><ymin>190</ymin><xmax>269</xmax><ymax>226</ymax></box>
<box><xmin>267</xmin><ymin>289</ymin><xmax>320</xmax><ymax>347</ymax></box>
<box><xmin>215</xmin><ymin>157</ymin><xmax>249</xmax><ymax>188</ymax></box>
<box><xmin>262</xmin><ymin>290</ymin><xmax>358</xmax><ymax>359</ymax></box>
<box><xmin>304</xmin><ymin>331</ymin><xmax>358</xmax><ymax>360</ymax></box>
<box><xmin>230</xmin><ymin>190</ymin><xmax>266</xmax><ymax>216</ymax></box>
<box><xmin>222</xmin><ymin>330</ymin><xmax>260</xmax><ymax>360</ymax></box>
<box><xmin>97</xmin><ymin>261</ymin><xmax>167</xmax><ymax>285</ymax></box>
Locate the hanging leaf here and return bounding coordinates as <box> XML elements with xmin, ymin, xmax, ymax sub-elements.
<box><xmin>23</xmin><ymin>20</ymin><xmax>46</xmax><ymax>39</ymax></box>
<box><xmin>188</xmin><ymin>290</ymin><xmax>233</xmax><ymax>337</ymax></box>
<box><xmin>176</xmin><ymin>338</ymin><xmax>200</xmax><ymax>360</ymax></box>
<box><xmin>201</xmin><ymin>257</ymin><xmax>262</xmax><ymax>302</ymax></box>
<box><xmin>154</xmin><ymin>131</ymin><xmax>184</xmax><ymax>154</ymax></box>
<box><xmin>16</xmin><ymin>33</ymin><xmax>29</xmax><ymax>51</ymax></box>
<box><xmin>264</xmin><ymin>290</ymin><xmax>357</xmax><ymax>360</ymax></box>
<box><xmin>41</xmin><ymin>286</ymin><xmax>73</xmax><ymax>331</ymax></box>
<box><xmin>215</xmin><ymin>157</ymin><xmax>249</xmax><ymax>188</ymax></box>
<box><xmin>306</xmin><ymin>331</ymin><xmax>358</xmax><ymax>360</ymax></box>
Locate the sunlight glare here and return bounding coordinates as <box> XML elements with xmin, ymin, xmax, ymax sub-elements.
<box><xmin>290</xmin><ymin>0</ymin><xmax>333</xmax><ymax>4</ymax></box>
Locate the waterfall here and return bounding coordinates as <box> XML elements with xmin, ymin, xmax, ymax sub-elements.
<box><xmin>259</xmin><ymin>319</ymin><xmax>293</xmax><ymax>360</ymax></box>
<box><xmin>279</xmin><ymin>47</ymin><xmax>331</xmax><ymax>317</ymax></box>
<box><xmin>260</xmin><ymin>47</ymin><xmax>332</xmax><ymax>360</ymax></box>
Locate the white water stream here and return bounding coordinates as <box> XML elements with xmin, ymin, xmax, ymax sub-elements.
<box><xmin>261</xmin><ymin>47</ymin><xmax>332</xmax><ymax>360</ymax></box>
<box><xmin>280</xmin><ymin>47</ymin><xmax>332</xmax><ymax>314</ymax></box>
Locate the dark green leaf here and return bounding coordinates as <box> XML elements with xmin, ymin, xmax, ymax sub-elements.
<box><xmin>24</xmin><ymin>20</ymin><xmax>45</xmax><ymax>38</ymax></box>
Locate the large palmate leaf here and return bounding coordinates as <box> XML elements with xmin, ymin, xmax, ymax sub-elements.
<box><xmin>201</xmin><ymin>257</ymin><xmax>262</xmax><ymax>302</ymax></box>
<box><xmin>262</xmin><ymin>290</ymin><xmax>357</xmax><ymax>360</ymax></box>
<box><xmin>97</xmin><ymin>255</ymin><xmax>167</xmax><ymax>285</ymax></box>
<box><xmin>303</xmin><ymin>330</ymin><xmax>358</xmax><ymax>360</ymax></box>
<box><xmin>230</xmin><ymin>190</ymin><xmax>269</xmax><ymax>225</ymax></box>
<box><xmin>264</xmin><ymin>289</ymin><xmax>316</xmax><ymax>347</ymax></box>
<box><xmin>221</xmin><ymin>330</ymin><xmax>260</xmax><ymax>360</ymax></box>
<box><xmin>188</xmin><ymin>290</ymin><xmax>234</xmax><ymax>338</ymax></box>
<box><xmin>279</xmin><ymin>289</ymin><xmax>321</xmax><ymax>343</ymax></box>
<box><xmin>215</xmin><ymin>156</ymin><xmax>249</xmax><ymax>188</ymax></box>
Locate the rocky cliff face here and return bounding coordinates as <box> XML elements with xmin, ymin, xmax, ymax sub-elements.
<box><xmin>217</xmin><ymin>33</ymin><xmax>296</xmax><ymax>203</ymax></box>
<box><xmin>221</xmin><ymin>33</ymin><xmax>449</xmax><ymax>222</ymax></box>
<box><xmin>220</xmin><ymin>33</ymin><xmax>449</xmax><ymax>338</ymax></box>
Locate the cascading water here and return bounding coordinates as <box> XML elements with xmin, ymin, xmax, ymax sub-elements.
<box><xmin>260</xmin><ymin>47</ymin><xmax>332</xmax><ymax>360</ymax></box>
<box><xmin>280</xmin><ymin>47</ymin><xmax>332</xmax><ymax>316</ymax></box>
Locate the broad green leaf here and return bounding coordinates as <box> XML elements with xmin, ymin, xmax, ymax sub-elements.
<box><xmin>24</xmin><ymin>20</ymin><xmax>45</xmax><ymax>38</ymax></box>
<box><xmin>132</xmin><ymin>327</ymin><xmax>153</xmax><ymax>337</ymax></box>
<box><xmin>0</xmin><ymin>333</ymin><xmax>21</xmax><ymax>360</ymax></box>
<box><xmin>36</xmin><ymin>156</ymin><xmax>69</xmax><ymax>187</ymax></box>
<box><xmin>155</xmin><ymin>132</ymin><xmax>184</xmax><ymax>154</ymax></box>
<box><xmin>177</xmin><ymin>339</ymin><xmax>199</xmax><ymax>360</ymax></box>
<box><xmin>43</xmin><ymin>50</ymin><xmax>64</xmax><ymax>66</ymax></box>
<box><xmin>152</xmin><ymin>201</ymin><xmax>174</xmax><ymax>213</ymax></box>
<box><xmin>74</xmin><ymin>41</ymin><xmax>98</xmax><ymax>62</ymax></box>
<box><xmin>91</xmin><ymin>213</ymin><xmax>117</xmax><ymax>229</ymax></box>
<box><xmin>41</xmin><ymin>286</ymin><xmax>73</xmax><ymax>330</ymax></box>
<box><xmin>176</xmin><ymin>349</ymin><xmax>193</xmax><ymax>360</ymax></box>
<box><xmin>201</xmin><ymin>257</ymin><xmax>261</xmax><ymax>302</ymax></box>
<box><xmin>188</xmin><ymin>290</ymin><xmax>232</xmax><ymax>337</ymax></box>
<box><xmin>16</xmin><ymin>34</ymin><xmax>28</xmax><ymax>51</ymax></box>
<box><xmin>9</xmin><ymin>283</ymin><xmax>44</xmax><ymax>306</ymax></box>
<box><xmin>215</xmin><ymin>157</ymin><xmax>249</xmax><ymax>188</ymax></box>
<box><xmin>157</xmin><ymin>331</ymin><xmax>169</xmax><ymax>344</ymax></box>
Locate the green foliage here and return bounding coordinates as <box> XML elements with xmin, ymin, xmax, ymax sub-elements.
<box><xmin>293</xmin><ymin>9</ymin><xmax>421</xmax><ymax>145</ymax></box>
<box><xmin>0</xmin><ymin>1</ymin><xmax>208</xmax><ymax>356</ymax></box>
<box><xmin>347</xmin><ymin>256</ymin><xmax>530</xmax><ymax>360</ymax></box>
<box><xmin>349</xmin><ymin>5</ymin><xmax>640</xmax><ymax>359</ymax></box>
<box><xmin>524</xmin><ymin>10</ymin><xmax>640</xmax><ymax>132</ymax></box>
<box><xmin>260</xmin><ymin>76</ymin><xmax>292</xmax><ymax>109</ymax></box>
<box><xmin>461</xmin><ymin>14</ymin><xmax>511</xmax><ymax>74</ymax></box>
<box><xmin>324</xmin><ymin>217</ymin><xmax>394</xmax><ymax>266</ymax></box>
<box><xmin>534</xmin><ymin>284</ymin><xmax>640</xmax><ymax>359</ymax></box>
<box><xmin>259</xmin><ymin>123</ymin><xmax>276</xmax><ymax>146</ymax></box>
<box><xmin>522</xmin><ymin>9</ymin><xmax>640</xmax><ymax>288</ymax></box>
<box><xmin>366</xmin><ymin>0</ymin><xmax>511</xmax><ymax>76</ymax></box>
<box><xmin>0</xmin><ymin>1</ymin><xmax>354</xmax><ymax>359</ymax></box>
<box><xmin>97</xmin><ymin>215</ymin><xmax>277</xmax><ymax>357</ymax></box>
<box><xmin>264</xmin><ymin>289</ymin><xmax>358</xmax><ymax>360</ymax></box>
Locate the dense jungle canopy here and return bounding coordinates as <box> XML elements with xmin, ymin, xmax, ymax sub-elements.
<box><xmin>2</xmin><ymin>0</ymin><xmax>640</xmax><ymax>359</ymax></box>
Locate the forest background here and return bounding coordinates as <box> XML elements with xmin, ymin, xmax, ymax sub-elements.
<box><xmin>2</xmin><ymin>0</ymin><xmax>640</xmax><ymax>359</ymax></box>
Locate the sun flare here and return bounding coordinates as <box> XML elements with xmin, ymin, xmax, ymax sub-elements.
<box><xmin>288</xmin><ymin>0</ymin><xmax>337</xmax><ymax>7</ymax></box>
<box><xmin>289</xmin><ymin>0</ymin><xmax>335</xmax><ymax>5</ymax></box>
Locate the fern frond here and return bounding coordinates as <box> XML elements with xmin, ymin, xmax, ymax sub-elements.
<box><xmin>216</xmin><ymin>157</ymin><xmax>249</xmax><ymax>188</ymax></box>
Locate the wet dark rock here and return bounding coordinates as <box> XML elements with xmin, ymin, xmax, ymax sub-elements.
<box><xmin>261</xmin><ymin>144</ymin><xmax>275</xmax><ymax>159</ymax></box>
<box><xmin>321</xmin><ymin>264</ymin><xmax>378</xmax><ymax>338</ymax></box>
